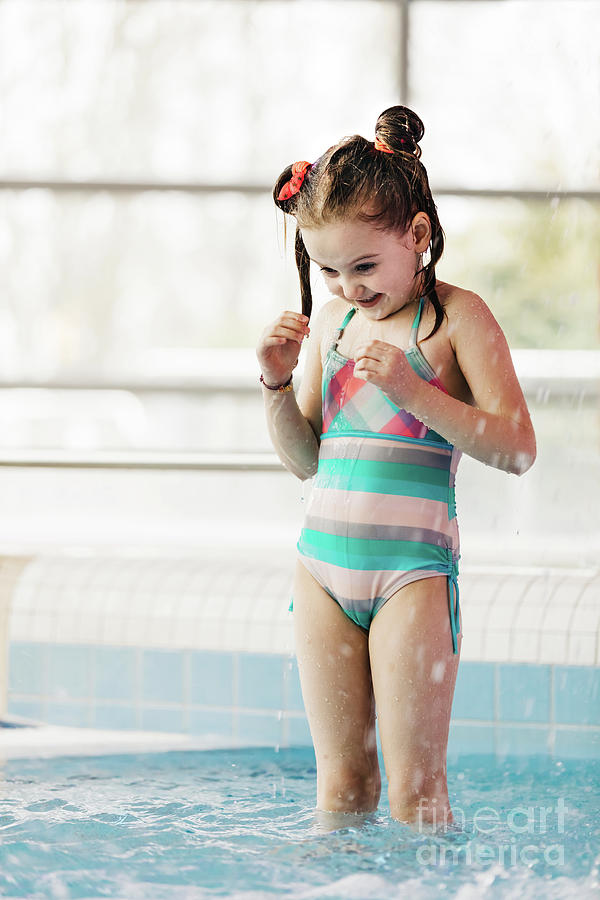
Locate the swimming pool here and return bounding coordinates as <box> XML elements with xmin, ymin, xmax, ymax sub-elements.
<box><xmin>0</xmin><ymin>747</ymin><xmax>598</xmax><ymax>898</ymax></box>
<box><xmin>1</xmin><ymin>553</ymin><xmax>599</xmax><ymax>897</ymax></box>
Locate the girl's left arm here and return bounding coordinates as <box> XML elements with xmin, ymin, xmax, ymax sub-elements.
<box><xmin>355</xmin><ymin>293</ymin><xmax>536</xmax><ymax>475</ymax></box>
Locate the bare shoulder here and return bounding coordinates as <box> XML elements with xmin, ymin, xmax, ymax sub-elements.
<box><xmin>310</xmin><ymin>298</ymin><xmax>350</xmax><ymax>358</ymax></box>
<box><xmin>436</xmin><ymin>282</ymin><xmax>504</xmax><ymax>349</ymax></box>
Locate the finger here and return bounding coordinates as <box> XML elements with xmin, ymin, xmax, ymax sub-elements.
<box><xmin>355</xmin><ymin>349</ymin><xmax>383</xmax><ymax>366</ymax></box>
<box><xmin>270</xmin><ymin>324</ymin><xmax>308</xmax><ymax>344</ymax></box>
<box><xmin>354</xmin><ymin>367</ymin><xmax>376</xmax><ymax>382</ymax></box>
<box><xmin>278</xmin><ymin>312</ymin><xmax>310</xmax><ymax>331</ymax></box>
<box><xmin>262</xmin><ymin>336</ymin><xmax>293</xmax><ymax>347</ymax></box>
<box><xmin>353</xmin><ymin>361</ymin><xmax>377</xmax><ymax>379</ymax></box>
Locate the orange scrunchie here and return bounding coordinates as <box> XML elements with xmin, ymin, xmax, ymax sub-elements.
<box><xmin>277</xmin><ymin>160</ymin><xmax>312</xmax><ymax>201</ymax></box>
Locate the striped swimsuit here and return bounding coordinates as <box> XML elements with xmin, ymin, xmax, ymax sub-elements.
<box><xmin>297</xmin><ymin>298</ymin><xmax>461</xmax><ymax>653</ymax></box>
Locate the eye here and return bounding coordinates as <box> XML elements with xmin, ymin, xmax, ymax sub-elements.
<box><xmin>320</xmin><ymin>267</ymin><xmax>337</xmax><ymax>277</ymax></box>
<box><xmin>355</xmin><ymin>263</ymin><xmax>375</xmax><ymax>273</ymax></box>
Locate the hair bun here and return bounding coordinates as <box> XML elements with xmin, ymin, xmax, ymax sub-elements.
<box><xmin>374</xmin><ymin>105</ymin><xmax>424</xmax><ymax>158</ymax></box>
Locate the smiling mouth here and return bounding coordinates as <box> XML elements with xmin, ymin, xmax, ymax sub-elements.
<box><xmin>356</xmin><ymin>293</ymin><xmax>381</xmax><ymax>306</ymax></box>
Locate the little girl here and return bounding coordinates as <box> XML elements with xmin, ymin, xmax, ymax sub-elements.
<box><xmin>256</xmin><ymin>106</ymin><xmax>536</xmax><ymax>827</ymax></box>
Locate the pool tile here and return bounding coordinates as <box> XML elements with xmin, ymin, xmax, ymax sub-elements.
<box><xmin>236</xmin><ymin>711</ymin><xmax>283</xmax><ymax>747</ymax></box>
<box><xmin>141</xmin><ymin>706</ymin><xmax>185</xmax><ymax>733</ymax></box>
<box><xmin>94</xmin><ymin>647</ymin><xmax>136</xmax><ymax>702</ymax></box>
<box><xmin>8</xmin><ymin>642</ymin><xmax>45</xmax><ymax>695</ymax></box>
<box><xmin>94</xmin><ymin>703</ymin><xmax>137</xmax><ymax>730</ymax></box>
<box><xmin>142</xmin><ymin>650</ymin><xmax>184</xmax><ymax>704</ymax></box>
<box><xmin>237</xmin><ymin>654</ymin><xmax>284</xmax><ymax>711</ymax></box>
<box><xmin>45</xmin><ymin>701</ymin><xmax>91</xmax><ymax>728</ymax></box>
<box><xmin>495</xmin><ymin>725</ymin><xmax>551</xmax><ymax>757</ymax></box>
<box><xmin>190</xmin><ymin>651</ymin><xmax>234</xmax><ymax>707</ymax></box>
<box><xmin>451</xmin><ymin>662</ymin><xmax>495</xmax><ymax>720</ymax></box>
<box><xmin>284</xmin><ymin>714</ymin><xmax>312</xmax><ymax>747</ymax></box>
<box><xmin>6</xmin><ymin>699</ymin><xmax>44</xmax><ymax>722</ymax></box>
<box><xmin>554</xmin><ymin>666</ymin><xmax>600</xmax><ymax>725</ymax></box>
<box><xmin>283</xmin><ymin>659</ymin><xmax>304</xmax><ymax>712</ymax></box>
<box><xmin>567</xmin><ymin>633</ymin><xmax>596</xmax><ymax>666</ymax></box>
<box><xmin>498</xmin><ymin>663</ymin><xmax>550</xmax><ymax>723</ymax></box>
<box><xmin>554</xmin><ymin>728</ymin><xmax>600</xmax><ymax>759</ymax></box>
<box><xmin>47</xmin><ymin>645</ymin><xmax>91</xmax><ymax>701</ymax></box>
<box><xmin>447</xmin><ymin>724</ymin><xmax>495</xmax><ymax>757</ymax></box>
<box><xmin>188</xmin><ymin>708</ymin><xmax>234</xmax><ymax>739</ymax></box>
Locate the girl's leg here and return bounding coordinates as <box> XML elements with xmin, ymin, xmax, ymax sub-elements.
<box><xmin>368</xmin><ymin>575</ymin><xmax>461</xmax><ymax>827</ymax></box>
<box><xmin>292</xmin><ymin>560</ymin><xmax>381</xmax><ymax>815</ymax></box>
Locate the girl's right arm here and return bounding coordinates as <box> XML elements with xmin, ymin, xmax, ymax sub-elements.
<box><xmin>256</xmin><ymin>310</ymin><xmax>324</xmax><ymax>480</ymax></box>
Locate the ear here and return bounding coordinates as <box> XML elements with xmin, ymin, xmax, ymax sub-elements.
<box><xmin>411</xmin><ymin>212</ymin><xmax>431</xmax><ymax>253</ymax></box>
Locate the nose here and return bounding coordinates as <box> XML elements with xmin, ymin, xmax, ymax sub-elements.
<box><xmin>339</xmin><ymin>275</ymin><xmax>367</xmax><ymax>301</ymax></box>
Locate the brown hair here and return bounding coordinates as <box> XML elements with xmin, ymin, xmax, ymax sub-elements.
<box><xmin>273</xmin><ymin>105</ymin><xmax>445</xmax><ymax>339</ymax></box>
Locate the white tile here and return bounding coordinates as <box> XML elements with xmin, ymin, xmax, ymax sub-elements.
<box><xmin>494</xmin><ymin>578</ymin><xmax>528</xmax><ymax>606</ymax></box>
<box><xmin>100</xmin><ymin>615</ymin><xmax>129</xmax><ymax>645</ymax></box>
<box><xmin>510</xmin><ymin>630</ymin><xmax>540</xmax><ymax>663</ymax></box>
<box><xmin>579</xmin><ymin>578</ymin><xmax>600</xmax><ymax>604</ymax></box>
<box><xmin>487</xmin><ymin>602</ymin><xmax>521</xmax><ymax>633</ymax></box>
<box><xmin>241</xmin><ymin>622</ymin><xmax>272</xmax><ymax>653</ymax></box>
<box><xmin>542</xmin><ymin>603</ymin><xmax>576</xmax><ymax>632</ymax></box>
<box><xmin>225</xmin><ymin>597</ymin><xmax>250</xmax><ymax>622</ymax></box>
<box><xmin>253</xmin><ymin>594</ymin><xmax>283</xmax><ymax>619</ymax></box>
<box><xmin>7</xmin><ymin>610</ymin><xmax>31</xmax><ymax>641</ymax></box>
<box><xmin>12</xmin><ymin>585</ymin><xmax>37</xmax><ymax>613</ymax></box>
<box><xmin>30</xmin><ymin>612</ymin><xmax>59</xmax><ymax>643</ymax></box>
<box><xmin>539</xmin><ymin>631</ymin><xmax>568</xmax><ymax>664</ymax></box>
<box><xmin>461</xmin><ymin>605</ymin><xmax>491</xmax><ymax>630</ymax></box>
<box><xmin>554</xmin><ymin>578</ymin><xmax>589</xmax><ymax>606</ymax></box>
<box><xmin>203</xmin><ymin>596</ymin><xmax>231</xmax><ymax>620</ymax></box>
<box><xmin>519</xmin><ymin>578</ymin><xmax>551</xmax><ymax>605</ymax></box>
<box><xmin>169</xmin><ymin>616</ymin><xmax>194</xmax><ymax>648</ymax></box>
<box><xmin>458</xmin><ymin>628</ymin><xmax>482</xmax><ymax>661</ymax></box>
<box><xmin>271</xmin><ymin>623</ymin><xmax>295</xmax><ymax>655</ymax></box>
<box><xmin>567</xmin><ymin>632</ymin><xmax>597</xmax><ymax>666</ymax></box>
<box><xmin>177</xmin><ymin>592</ymin><xmax>201</xmax><ymax>618</ymax></box>
<box><xmin>466</xmin><ymin>576</ymin><xmax>504</xmax><ymax>607</ymax></box>
<box><xmin>481</xmin><ymin>629</ymin><xmax>512</xmax><ymax>661</ymax></box>
<box><xmin>194</xmin><ymin>620</ymin><xmax>222</xmax><ymax>651</ymax></box>
<box><xmin>59</xmin><ymin>613</ymin><xmax>83</xmax><ymax>643</ymax></box>
<box><xmin>570</xmin><ymin>605</ymin><xmax>600</xmax><ymax>632</ymax></box>
<box><xmin>223</xmin><ymin>620</ymin><xmax>246</xmax><ymax>651</ymax></box>
<box><xmin>513</xmin><ymin>604</ymin><xmax>546</xmax><ymax>631</ymax></box>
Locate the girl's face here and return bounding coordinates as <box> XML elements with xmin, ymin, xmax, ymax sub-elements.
<box><xmin>300</xmin><ymin>214</ymin><xmax>430</xmax><ymax>321</ymax></box>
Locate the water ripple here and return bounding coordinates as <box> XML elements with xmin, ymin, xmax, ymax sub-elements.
<box><xmin>0</xmin><ymin>749</ymin><xmax>597</xmax><ymax>898</ymax></box>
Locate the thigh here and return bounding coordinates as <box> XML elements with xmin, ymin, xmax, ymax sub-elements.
<box><xmin>292</xmin><ymin>560</ymin><xmax>377</xmax><ymax>765</ymax></box>
<box><xmin>368</xmin><ymin>576</ymin><xmax>461</xmax><ymax>793</ymax></box>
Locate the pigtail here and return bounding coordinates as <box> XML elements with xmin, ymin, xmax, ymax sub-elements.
<box><xmin>273</xmin><ymin>162</ymin><xmax>314</xmax><ymax>320</ymax></box>
<box><xmin>295</xmin><ymin>226</ymin><xmax>312</xmax><ymax>320</ymax></box>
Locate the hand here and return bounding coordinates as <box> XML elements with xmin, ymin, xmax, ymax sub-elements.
<box><xmin>353</xmin><ymin>340</ymin><xmax>420</xmax><ymax>406</ymax></box>
<box><xmin>257</xmin><ymin>312</ymin><xmax>310</xmax><ymax>387</ymax></box>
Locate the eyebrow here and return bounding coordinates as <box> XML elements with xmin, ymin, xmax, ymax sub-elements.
<box><xmin>315</xmin><ymin>254</ymin><xmax>381</xmax><ymax>268</ymax></box>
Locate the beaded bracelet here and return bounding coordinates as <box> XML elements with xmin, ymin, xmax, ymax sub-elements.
<box><xmin>259</xmin><ymin>374</ymin><xmax>293</xmax><ymax>393</ymax></box>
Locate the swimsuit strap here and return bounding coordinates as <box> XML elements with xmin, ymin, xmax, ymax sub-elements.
<box><xmin>332</xmin><ymin>299</ymin><xmax>424</xmax><ymax>353</ymax></box>
<box><xmin>330</xmin><ymin>307</ymin><xmax>357</xmax><ymax>351</ymax></box>
<box><xmin>408</xmin><ymin>297</ymin><xmax>426</xmax><ymax>349</ymax></box>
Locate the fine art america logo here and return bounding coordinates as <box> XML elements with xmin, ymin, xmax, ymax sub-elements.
<box><xmin>416</xmin><ymin>798</ymin><xmax>567</xmax><ymax>867</ymax></box>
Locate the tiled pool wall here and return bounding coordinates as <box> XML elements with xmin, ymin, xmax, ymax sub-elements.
<box><xmin>2</xmin><ymin>555</ymin><xmax>599</xmax><ymax>758</ymax></box>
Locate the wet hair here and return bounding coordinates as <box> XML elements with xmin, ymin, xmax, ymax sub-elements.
<box><xmin>273</xmin><ymin>105</ymin><xmax>445</xmax><ymax>339</ymax></box>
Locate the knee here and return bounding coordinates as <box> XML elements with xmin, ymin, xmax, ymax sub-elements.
<box><xmin>387</xmin><ymin>770</ymin><xmax>450</xmax><ymax>827</ymax></box>
<box><xmin>318</xmin><ymin>758</ymin><xmax>381</xmax><ymax>814</ymax></box>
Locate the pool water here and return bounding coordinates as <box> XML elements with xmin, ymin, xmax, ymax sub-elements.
<box><xmin>0</xmin><ymin>747</ymin><xmax>598</xmax><ymax>899</ymax></box>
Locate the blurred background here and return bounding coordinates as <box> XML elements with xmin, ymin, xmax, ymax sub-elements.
<box><xmin>0</xmin><ymin>0</ymin><xmax>598</xmax><ymax>569</ymax></box>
